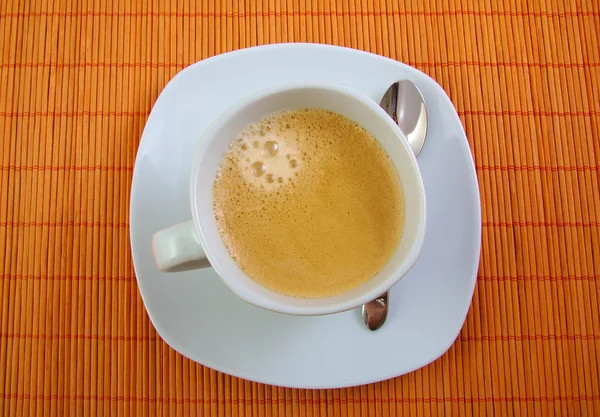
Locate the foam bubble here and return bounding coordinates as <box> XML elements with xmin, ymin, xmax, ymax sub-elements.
<box><xmin>251</xmin><ymin>161</ymin><xmax>266</xmax><ymax>177</ymax></box>
<box><xmin>263</xmin><ymin>141</ymin><xmax>279</xmax><ymax>157</ymax></box>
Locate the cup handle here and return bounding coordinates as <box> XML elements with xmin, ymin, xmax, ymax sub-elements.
<box><xmin>152</xmin><ymin>220</ymin><xmax>210</xmax><ymax>272</ymax></box>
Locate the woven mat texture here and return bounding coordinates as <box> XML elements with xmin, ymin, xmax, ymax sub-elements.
<box><xmin>1</xmin><ymin>0</ymin><xmax>599</xmax><ymax>415</ymax></box>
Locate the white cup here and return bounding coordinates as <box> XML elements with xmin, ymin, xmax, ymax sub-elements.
<box><xmin>152</xmin><ymin>84</ymin><xmax>426</xmax><ymax>315</ymax></box>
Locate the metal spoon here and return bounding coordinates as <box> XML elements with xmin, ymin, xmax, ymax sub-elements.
<box><xmin>362</xmin><ymin>80</ymin><xmax>428</xmax><ymax>331</ymax></box>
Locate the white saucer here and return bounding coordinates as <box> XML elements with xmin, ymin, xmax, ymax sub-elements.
<box><xmin>130</xmin><ymin>44</ymin><xmax>481</xmax><ymax>389</ymax></box>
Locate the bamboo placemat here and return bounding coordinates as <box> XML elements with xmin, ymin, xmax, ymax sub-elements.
<box><xmin>1</xmin><ymin>0</ymin><xmax>599</xmax><ymax>415</ymax></box>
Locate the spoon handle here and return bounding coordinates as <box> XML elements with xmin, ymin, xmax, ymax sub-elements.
<box><xmin>362</xmin><ymin>292</ymin><xmax>389</xmax><ymax>330</ymax></box>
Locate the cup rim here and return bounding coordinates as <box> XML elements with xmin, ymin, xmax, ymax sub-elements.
<box><xmin>189</xmin><ymin>83</ymin><xmax>426</xmax><ymax>315</ymax></box>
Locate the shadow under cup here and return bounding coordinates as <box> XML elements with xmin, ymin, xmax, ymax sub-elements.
<box><xmin>190</xmin><ymin>84</ymin><xmax>426</xmax><ymax>315</ymax></box>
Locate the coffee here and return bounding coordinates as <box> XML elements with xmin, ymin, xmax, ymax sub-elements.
<box><xmin>213</xmin><ymin>109</ymin><xmax>404</xmax><ymax>298</ymax></box>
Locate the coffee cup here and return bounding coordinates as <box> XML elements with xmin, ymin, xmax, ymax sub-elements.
<box><xmin>152</xmin><ymin>84</ymin><xmax>426</xmax><ymax>315</ymax></box>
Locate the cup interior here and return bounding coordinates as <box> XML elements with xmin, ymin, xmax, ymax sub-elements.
<box><xmin>190</xmin><ymin>85</ymin><xmax>426</xmax><ymax>315</ymax></box>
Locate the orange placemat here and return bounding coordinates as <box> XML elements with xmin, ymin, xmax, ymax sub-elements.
<box><xmin>1</xmin><ymin>0</ymin><xmax>599</xmax><ymax>416</ymax></box>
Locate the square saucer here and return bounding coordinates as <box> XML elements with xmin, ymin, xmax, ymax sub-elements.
<box><xmin>130</xmin><ymin>44</ymin><xmax>481</xmax><ymax>389</ymax></box>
